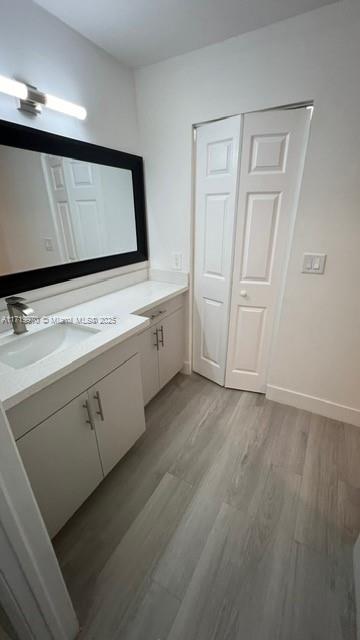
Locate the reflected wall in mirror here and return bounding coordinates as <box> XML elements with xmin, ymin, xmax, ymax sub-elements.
<box><xmin>0</xmin><ymin>145</ymin><xmax>137</xmax><ymax>276</ymax></box>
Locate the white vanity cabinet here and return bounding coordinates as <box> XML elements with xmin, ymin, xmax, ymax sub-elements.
<box><xmin>137</xmin><ymin>295</ymin><xmax>185</xmax><ymax>405</ymax></box>
<box><xmin>91</xmin><ymin>353</ymin><xmax>145</xmax><ymax>476</ymax></box>
<box><xmin>17</xmin><ymin>392</ymin><xmax>103</xmax><ymax>538</ymax></box>
<box><xmin>11</xmin><ymin>349</ymin><xmax>145</xmax><ymax>538</ymax></box>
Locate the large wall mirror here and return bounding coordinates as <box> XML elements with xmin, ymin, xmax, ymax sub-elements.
<box><xmin>0</xmin><ymin>120</ymin><xmax>148</xmax><ymax>298</ymax></box>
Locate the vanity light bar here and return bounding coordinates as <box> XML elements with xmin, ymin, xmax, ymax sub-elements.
<box><xmin>0</xmin><ymin>75</ymin><xmax>28</xmax><ymax>100</ymax></box>
<box><xmin>0</xmin><ymin>74</ymin><xmax>87</xmax><ymax>120</ymax></box>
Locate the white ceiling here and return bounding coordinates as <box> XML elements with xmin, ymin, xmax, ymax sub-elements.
<box><xmin>34</xmin><ymin>0</ymin><xmax>339</xmax><ymax>68</ymax></box>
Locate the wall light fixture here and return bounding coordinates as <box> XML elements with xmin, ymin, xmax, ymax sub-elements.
<box><xmin>0</xmin><ymin>74</ymin><xmax>87</xmax><ymax>120</ymax></box>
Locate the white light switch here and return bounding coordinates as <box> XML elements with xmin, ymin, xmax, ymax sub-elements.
<box><xmin>44</xmin><ymin>238</ymin><xmax>54</xmax><ymax>252</ymax></box>
<box><xmin>172</xmin><ymin>252</ymin><xmax>183</xmax><ymax>271</ymax></box>
<box><xmin>302</xmin><ymin>253</ymin><xmax>327</xmax><ymax>274</ymax></box>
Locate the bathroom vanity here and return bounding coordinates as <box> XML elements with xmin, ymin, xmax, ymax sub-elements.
<box><xmin>1</xmin><ymin>281</ymin><xmax>187</xmax><ymax>537</ymax></box>
<box><xmin>0</xmin><ymin>118</ymin><xmax>188</xmax><ymax>539</ymax></box>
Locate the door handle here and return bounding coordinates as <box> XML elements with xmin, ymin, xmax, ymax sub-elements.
<box><xmin>159</xmin><ymin>325</ymin><xmax>164</xmax><ymax>347</ymax></box>
<box><xmin>240</xmin><ymin>289</ymin><xmax>248</xmax><ymax>297</ymax></box>
<box><xmin>153</xmin><ymin>329</ymin><xmax>159</xmax><ymax>350</ymax></box>
<box><xmin>83</xmin><ymin>399</ymin><xmax>94</xmax><ymax>430</ymax></box>
<box><xmin>94</xmin><ymin>390</ymin><xmax>105</xmax><ymax>421</ymax></box>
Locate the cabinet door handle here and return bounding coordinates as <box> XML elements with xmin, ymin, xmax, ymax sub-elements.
<box><xmin>83</xmin><ymin>400</ymin><xmax>94</xmax><ymax>430</ymax></box>
<box><xmin>159</xmin><ymin>325</ymin><xmax>164</xmax><ymax>347</ymax></box>
<box><xmin>153</xmin><ymin>329</ymin><xmax>159</xmax><ymax>350</ymax></box>
<box><xmin>94</xmin><ymin>391</ymin><xmax>105</xmax><ymax>421</ymax></box>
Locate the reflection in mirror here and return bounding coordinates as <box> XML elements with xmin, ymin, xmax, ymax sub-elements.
<box><xmin>0</xmin><ymin>145</ymin><xmax>138</xmax><ymax>276</ymax></box>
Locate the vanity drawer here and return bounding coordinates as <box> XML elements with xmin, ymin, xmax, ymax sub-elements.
<box><xmin>139</xmin><ymin>293</ymin><xmax>184</xmax><ymax>326</ymax></box>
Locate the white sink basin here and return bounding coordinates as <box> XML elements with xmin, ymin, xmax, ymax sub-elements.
<box><xmin>0</xmin><ymin>323</ymin><xmax>100</xmax><ymax>369</ymax></box>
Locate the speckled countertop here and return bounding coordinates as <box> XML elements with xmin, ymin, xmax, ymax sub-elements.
<box><xmin>0</xmin><ymin>280</ymin><xmax>188</xmax><ymax>410</ymax></box>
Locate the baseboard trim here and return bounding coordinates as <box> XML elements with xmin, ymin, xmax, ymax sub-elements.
<box><xmin>181</xmin><ymin>361</ymin><xmax>192</xmax><ymax>375</ymax></box>
<box><xmin>354</xmin><ymin>537</ymin><xmax>360</xmax><ymax>640</ymax></box>
<box><xmin>266</xmin><ymin>385</ymin><xmax>360</xmax><ymax>427</ymax></box>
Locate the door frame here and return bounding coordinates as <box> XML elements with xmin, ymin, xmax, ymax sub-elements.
<box><xmin>0</xmin><ymin>402</ymin><xmax>78</xmax><ymax>640</ymax></box>
<box><xmin>191</xmin><ymin>101</ymin><xmax>313</xmax><ymax>387</ymax></box>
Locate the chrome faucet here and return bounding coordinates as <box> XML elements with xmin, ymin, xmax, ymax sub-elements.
<box><xmin>5</xmin><ymin>296</ymin><xmax>35</xmax><ymax>335</ymax></box>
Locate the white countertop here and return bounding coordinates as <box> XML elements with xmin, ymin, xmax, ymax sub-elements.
<box><xmin>0</xmin><ymin>280</ymin><xmax>188</xmax><ymax>410</ymax></box>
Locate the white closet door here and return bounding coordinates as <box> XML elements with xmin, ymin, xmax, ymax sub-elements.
<box><xmin>193</xmin><ymin>116</ymin><xmax>241</xmax><ymax>385</ymax></box>
<box><xmin>225</xmin><ymin>108</ymin><xmax>311</xmax><ymax>392</ymax></box>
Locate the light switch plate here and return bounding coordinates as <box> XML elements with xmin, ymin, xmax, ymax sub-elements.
<box><xmin>302</xmin><ymin>253</ymin><xmax>327</xmax><ymax>274</ymax></box>
<box><xmin>44</xmin><ymin>238</ymin><xmax>54</xmax><ymax>252</ymax></box>
<box><xmin>172</xmin><ymin>252</ymin><xmax>183</xmax><ymax>271</ymax></box>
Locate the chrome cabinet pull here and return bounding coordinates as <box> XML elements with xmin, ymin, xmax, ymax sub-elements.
<box><xmin>153</xmin><ymin>329</ymin><xmax>159</xmax><ymax>350</ymax></box>
<box><xmin>159</xmin><ymin>325</ymin><xmax>164</xmax><ymax>347</ymax></box>
<box><xmin>94</xmin><ymin>390</ymin><xmax>105</xmax><ymax>421</ymax></box>
<box><xmin>83</xmin><ymin>400</ymin><xmax>94</xmax><ymax>430</ymax></box>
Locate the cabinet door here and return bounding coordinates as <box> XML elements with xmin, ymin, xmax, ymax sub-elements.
<box><xmin>136</xmin><ymin>326</ymin><xmax>160</xmax><ymax>405</ymax></box>
<box><xmin>158</xmin><ymin>307</ymin><xmax>185</xmax><ymax>388</ymax></box>
<box><xmin>17</xmin><ymin>393</ymin><xmax>103</xmax><ymax>538</ymax></box>
<box><xmin>91</xmin><ymin>354</ymin><xmax>146</xmax><ymax>476</ymax></box>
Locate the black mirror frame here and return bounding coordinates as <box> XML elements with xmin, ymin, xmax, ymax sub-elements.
<box><xmin>0</xmin><ymin>119</ymin><xmax>148</xmax><ymax>298</ymax></box>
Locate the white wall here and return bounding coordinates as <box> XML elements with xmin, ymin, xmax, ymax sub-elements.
<box><xmin>135</xmin><ymin>0</ymin><xmax>360</xmax><ymax>421</ymax></box>
<box><xmin>0</xmin><ymin>0</ymin><xmax>140</xmax><ymax>154</ymax></box>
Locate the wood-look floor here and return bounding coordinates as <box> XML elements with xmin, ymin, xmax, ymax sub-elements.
<box><xmin>53</xmin><ymin>373</ymin><xmax>359</xmax><ymax>640</ymax></box>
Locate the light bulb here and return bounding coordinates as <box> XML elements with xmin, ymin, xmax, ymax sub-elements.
<box><xmin>45</xmin><ymin>94</ymin><xmax>87</xmax><ymax>120</ymax></box>
<box><xmin>0</xmin><ymin>75</ymin><xmax>28</xmax><ymax>100</ymax></box>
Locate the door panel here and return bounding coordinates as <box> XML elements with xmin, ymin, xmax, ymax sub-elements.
<box><xmin>241</xmin><ymin>193</ymin><xmax>280</xmax><ymax>282</ymax></box>
<box><xmin>201</xmin><ymin>298</ymin><xmax>222</xmax><ymax>366</ymax></box>
<box><xmin>17</xmin><ymin>393</ymin><xmax>103</xmax><ymax>538</ymax></box>
<box><xmin>203</xmin><ymin>194</ymin><xmax>228</xmax><ymax>277</ymax></box>
<box><xmin>92</xmin><ymin>354</ymin><xmax>145</xmax><ymax>476</ymax></box>
<box><xmin>226</xmin><ymin>108</ymin><xmax>311</xmax><ymax>392</ymax></box>
<box><xmin>193</xmin><ymin>116</ymin><xmax>241</xmax><ymax>385</ymax></box>
<box><xmin>249</xmin><ymin>133</ymin><xmax>289</xmax><ymax>173</ymax></box>
<box><xmin>231</xmin><ymin>306</ymin><xmax>266</xmax><ymax>373</ymax></box>
<box><xmin>57</xmin><ymin>202</ymin><xmax>77</xmax><ymax>261</ymax></box>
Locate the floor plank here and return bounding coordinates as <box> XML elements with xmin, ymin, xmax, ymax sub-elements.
<box><xmin>295</xmin><ymin>414</ymin><xmax>341</xmax><ymax>556</ymax></box>
<box><xmin>155</xmin><ymin>391</ymin><xmax>243</xmax><ymax>599</ymax></box>
<box><xmin>269</xmin><ymin>403</ymin><xmax>311</xmax><ymax>475</ymax></box>
<box><xmin>79</xmin><ymin>473</ymin><xmax>193</xmax><ymax>639</ymax></box>
<box><xmin>114</xmin><ymin>579</ymin><xmax>180</xmax><ymax>640</ymax></box>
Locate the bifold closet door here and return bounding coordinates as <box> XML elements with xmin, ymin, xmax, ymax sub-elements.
<box><xmin>225</xmin><ymin>108</ymin><xmax>311</xmax><ymax>392</ymax></box>
<box><xmin>193</xmin><ymin>116</ymin><xmax>241</xmax><ymax>385</ymax></box>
